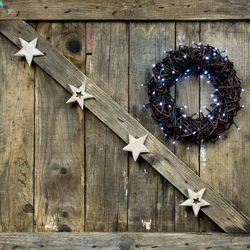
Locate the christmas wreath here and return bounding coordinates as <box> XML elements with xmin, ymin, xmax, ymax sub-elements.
<box><xmin>144</xmin><ymin>43</ymin><xmax>244</xmax><ymax>148</ymax></box>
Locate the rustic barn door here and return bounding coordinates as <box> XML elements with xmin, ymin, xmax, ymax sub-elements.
<box><xmin>0</xmin><ymin>1</ymin><xmax>249</xmax><ymax>249</ymax></box>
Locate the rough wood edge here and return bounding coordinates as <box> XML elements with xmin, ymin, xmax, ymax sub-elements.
<box><xmin>0</xmin><ymin>232</ymin><xmax>249</xmax><ymax>249</ymax></box>
<box><xmin>0</xmin><ymin>20</ymin><xmax>249</xmax><ymax>233</ymax></box>
<box><xmin>0</xmin><ymin>0</ymin><xmax>249</xmax><ymax>20</ymax></box>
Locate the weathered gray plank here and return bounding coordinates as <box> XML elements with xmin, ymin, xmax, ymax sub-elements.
<box><xmin>0</xmin><ymin>0</ymin><xmax>249</xmax><ymax>20</ymax></box>
<box><xmin>0</xmin><ymin>33</ymin><xmax>34</xmax><ymax>232</ymax></box>
<box><xmin>128</xmin><ymin>22</ymin><xmax>175</xmax><ymax>232</ymax></box>
<box><xmin>0</xmin><ymin>20</ymin><xmax>249</xmax><ymax>233</ymax></box>
<box><xmin>0</xmin><ymin>233</ymin><xmax>249</xmax><ymax>250</ymax></box>
<box><xmin>199</xmin><ymin>21</ymin><xmax>250</xmax><ymax>231</ymax></box>
<box><xmin>34</xmin><ymin>22</ymin><xmax>85</xmax><ymax>232</ymax></box>
<box><xmin>174</xmin><ymin>22</ymin><xmax>200</xmax><ymax>232</ymax></box>
<box><xmin>85</xmin><ymin>22</ymin><xmax>128</xmax><ymax>231</ymax></box>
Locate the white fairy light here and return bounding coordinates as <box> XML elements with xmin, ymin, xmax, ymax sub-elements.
<box><xmin>183</xmin><ymin>55</ymin><xmax>187</xmax><ymax>58</ymax></box>
<box><xmin>172</xmin><ymin>70</ymin><xmax>175</xmax><ymax>74</ymax></box>
<box><xmin>205</xmin><ymin>56</ymin><xmax>209</xmax><ymax>60</ymax></box>
<box><xmin>211</xmin><ymin>94</ymin><xmax>214</xmax><ymax>97</ymax></box>
<box><xmin>186</xmin><ymin>146</ymin><xmax>190</xmax><ymax>150</ymax></box>
<box><xmin>213</xmin><ymin>98</ymin><xmax>217</xmax><ymax>102</ymax></box>
<box><xmin>172</xmin><ymin>140</ymin><xmax>176</xmax><ymax>145</ymax></box>
<box><xmin>176</xmin><ymin>78</ymin><xmax>179</xmax><ymax>82</ymax></box>
<box><xmin>216</xmin><ymin>103</ymin><xmax>220</xmax><ymax>106</ymax></box>
<box><xmin>184</xmin><ymin>105</ymin><xmax>188</xmax><ymax>109</ymax></box>
<box><xmin>200</xmin><ymin>75</ymin><xmax>204</xmax><ymax>79</ymax></box>
<box><xmin>182</xmin><ymin>114</ymin><xmax>187</xmax><ymax>118</ymax></box>
<box><xmin>159</xmin><ymin>102</ymin><xmax>163</xmax><ymax>106</ymax></box>
<box><xmin>207</xmin><ymin>80</ymin><xmax>210</xmax><ymax>84</ymax></box>
<box><xmin>168</xmin><ymin>104</ymin><xmax>171</xmax><ymax>108</ymax></box>
<box><xmin>204</xmin><ymin>70</ymin><xmax>208</xmax><ymax>74</ymax></box>
<box><xmin>241</xmin><ymin>88</ymin><xmax>245</xmax><ymax>92</ymax></box>
<box><xmin>140</xmin><ymin>83</ymin><xmax>144</xmax><ymax>86</ymax></box>
<box><xmin>237</xmin><ymin>127</ymin><xmax>240</xmax><ymax>131</ymax></box>
<box><xmin>152</xmin><ymin>91</ymin><xmax>156</xmax><ymax>95</ymax></box>
<box><xmin>241</xmin><ymin>105</ymin><xmax>245</xmax><ymax>108</ymax></box>
<box><xmin>153</xmin><ymin>64</ymin><xmax>156</xmax><ymax>67</ymax></box>
<box><xmin>192</xmin><ymin>131</ymin><xmax>196</xmax><ymax>135</ymax></box>
<box><xmin>203</xmin><ymin>106</ymin><xmax>207</xmax><ymax>109</ymax></box>
<box><xmin>222</xmin><ymin>113</ymin><xmax>226</xmax><ymax>117</ymax></box>
<box><xmin>218</xmin><ymin>135</ymin><xmax>222</xmax><ymax>139</ymax></box>
<box><xmin>184</xmin><ymin>129</ymin><xmax>188</xmax><ymax>133</ymax></box>
<box><xmin>210</xmin><ymin>116</ymin><xmax>214</xmax><ymax>120</ymax></box>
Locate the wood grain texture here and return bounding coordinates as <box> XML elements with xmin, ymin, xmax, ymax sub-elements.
<box><xmin>174</xmin><ymin>22</ymin><xmax>200</xmax><ymax>232</ymax></box>
<box><xmin>0</xmin><ymin>33</ymin><xmax>34</xmax><ymax>232</ymax></box>
<box><xmin>85</xmin><ymin>22</ymin><xmax>129</xmax><ymax>232</ymax></box>
<box><xmin>128</xmin><ymin>22</ymin><xmax>175</xmax><ymax>232</ymax></box>
<box><xmin>199</xmin><ymin>21</ymin><xmax>250</xmax><ymax>232</ymax></box>
<box><xmin>0</xmin><ymin>0</ymin><xmax>250</xmax><ymax>20</ymax></box>
<box><xmin>0</xmin><ymin>233</ymin><xmax>249</xmax><ymax>249</ymax></box>
<box><xmin>0</xmin><ymin>20</ymin><xmax>249</xmax><ymax>233</ymax></box>
<box><xmin>34</xmin><ymin>23</ymin><xmax>85</xmax><ymax>232</ymax></box>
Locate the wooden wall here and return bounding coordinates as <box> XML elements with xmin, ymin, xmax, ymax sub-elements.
<box><xmin>0</xmin><ymin>20</ymin><xmax>249</xmax><ymax>233</ymax></box>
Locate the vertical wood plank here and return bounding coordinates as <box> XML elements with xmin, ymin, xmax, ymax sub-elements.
<box><xmin>199</xmin><ymin>21</ymin><xmax>250</xmax><ymax>231</ymax></box>
<box><xmin>0</xmin><ymin>34</ymin><xmax>34</xmax><ymax>231</ymax></box>
<box><xmin>174</xmin><ymin>22</ymin><xmax>200</xmax><ymax>232</ymax></box>
<box><xmin>129</xmin><ymin>22</ymin><xmax>175</xmax><ymax>231</ymax></box>
<box><xmin>85</xmin><ymin>22</ymin><xmax>129</xmax><ymax>231</ymax></box>
<box><xmin>35</xmin><ymin>23</ymin><xmax>85</xmax><ymax>232</ymax></box>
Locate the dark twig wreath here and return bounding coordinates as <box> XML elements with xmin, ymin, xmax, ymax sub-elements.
<box><xmin>143</xmin><ymin>43</ymin><xmax>244</xmax><ymax>148</ymax></box>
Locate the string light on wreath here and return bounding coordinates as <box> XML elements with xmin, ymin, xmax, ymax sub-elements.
<box><xmin>141</xmin><ymin>43</ymin><xmax>244</xmax><ymax>147</ymax></box>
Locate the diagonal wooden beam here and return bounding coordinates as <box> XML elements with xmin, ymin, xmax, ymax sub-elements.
<box><xmin>0</xmin><ymin>20</ymin><xmax>249</xmax><ymax>233</ymax></box>
<box><xmin>0</xmin><ymin>0</ymin><xmax>249</xmax><ymax>20</ymax></box>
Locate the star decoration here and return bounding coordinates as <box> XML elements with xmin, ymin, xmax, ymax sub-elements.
<box><xmin>179</xmin><ymin>188</ymin><xmax>210</xmax><ymax>217</ymax></box>
<box><xmin>66</xmin><ymin>83</ymin><xmax>94</xmax><ymax>110</ymax></box>
<box><xmin>14</xmin><ymin>37</ymin><xmax>44</xmax><ymax>66</ymax></box>
<box><xmin>123</xmin><ymin>134</ymin><xmax>150</xmax><ymax>161</ymax></box>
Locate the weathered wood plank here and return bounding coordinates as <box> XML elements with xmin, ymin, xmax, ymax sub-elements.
<box><xmin>85</xmin><ymin>22</ymin><xmax>128</xmax><ymax>231</ymax></box>
<box><xmin>174</xmin><ymin>22</ymin><xmax>200</xmax><ymax>232</ymax></box>
<box><xmin>199</xmin><ymin>21</ymin><xmax>250</xmax><ymax>231</ymax></box>
<box><xmin>0</xmin><ymin>233</ymin><xmax>249</xmax><ymax>249</ymax></box>
<box><xmin>0</xmin><ymin>20</ymin><xmax>249</xmax><ymax>233</ymax></box>
<box><xmin>0</xmin><ymin>0</ymin><xmax>250</xmax><ymax>20</ymax></box>
<box><xmin>0</xmin><ymin>33</ymin><xmax>34</xmax><ymax>231</ymax></box>
<box><xmin>128</xmin><ymin>22</ymin><xmax>175</xmax><ymax>231</ymax></box>
<box><xmin>34</xmin><ymin>22</ymin><xmax>85</xmax><ymax>232</ymax></box>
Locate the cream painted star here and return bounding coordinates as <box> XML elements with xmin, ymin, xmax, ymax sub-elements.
<box><xmin>66</xmin><ymin>83</ymin><xmax>94</xmax><ymax>110</ymax></box>
<box><xmin>180</xmin><ymin>188</ymin><xmax>210</xmax><ymax>217</ymax></box>
<box><xmin>123</xmin><ymin>134</ymin><xmax>150</xmax><ymax>161</ymax></box>
<box><xmin>14</xmin><ymin>37</ymin><xmax>44</xmax><ymax>66</ymax></box>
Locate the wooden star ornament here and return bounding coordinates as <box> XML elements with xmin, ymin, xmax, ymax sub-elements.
<box><xmin>123</xmin><ymin>134</ymin><xmax>150</xmax><ymax>161</ymax></box>
<box><xmin>14</xmin><ymin>37</ymin><xmax>44</xmax><ymax>66</ymax></box>
<box><xmin>66</xmin><ymin>83</ymin><xmax>94</xmax><ymax>110</ymax></box>
<box><xmin>180</xmin><ymin>188</ymin><xmax>210</xmax><ymax>217</ymax></box>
